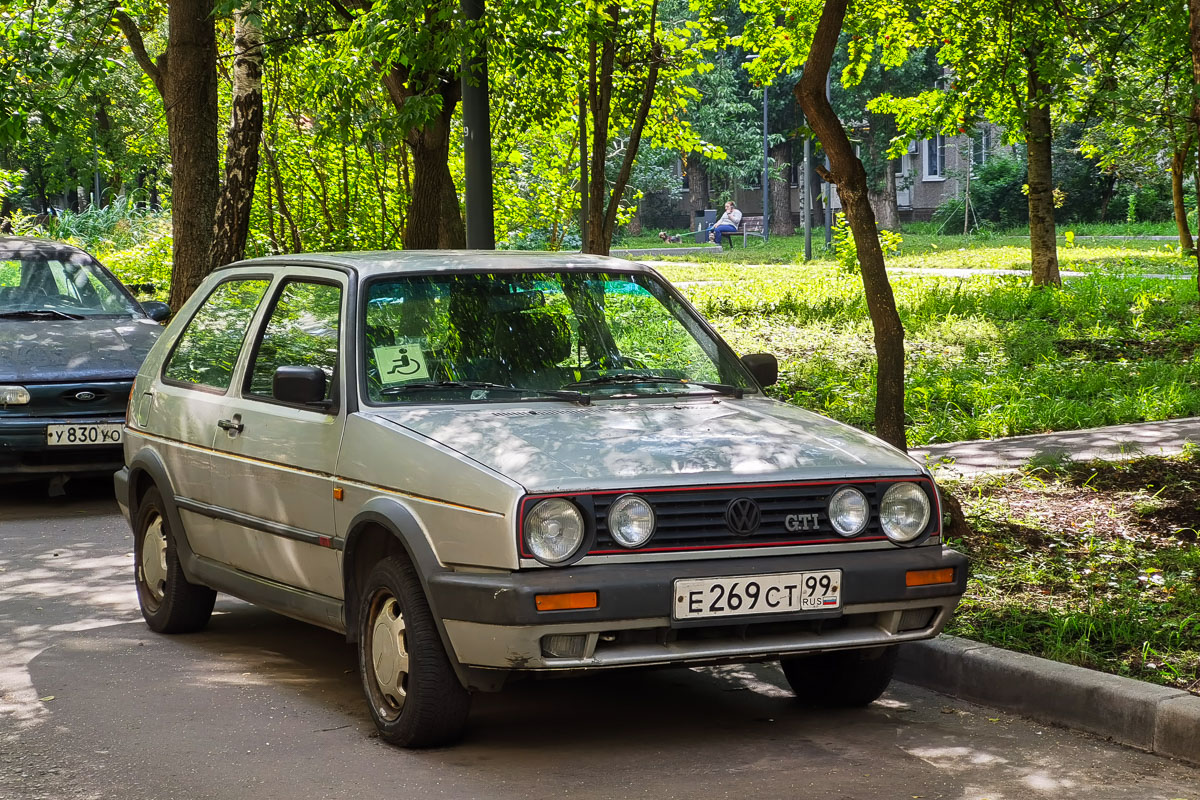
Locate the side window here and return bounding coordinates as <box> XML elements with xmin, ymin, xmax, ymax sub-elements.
<box><xmin>246</xmin><ymin>280</ymin><xmax>342</xmax><ymax>402</ymax></box>
<box><xmin>163</xmin><ymin>279</ymin><xmax>271</xmax><ymax>390</ymax></box>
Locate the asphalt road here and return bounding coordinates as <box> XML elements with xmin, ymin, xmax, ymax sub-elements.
<box><xmin>2</xmin><ymin>479</ymin><xmax>1197</xmax><ymax>800</ymax></box>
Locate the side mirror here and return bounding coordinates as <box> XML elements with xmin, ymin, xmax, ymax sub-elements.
<box><xmin>741</xmin><ymin>353</ymin><xmax>778</xmax><ymax>387</ymax></box>
<box><xmin>141</xmin><ymin>300</ymin><xmax>171</xmax><ymax>322</ymax></box>
<box><xmin>273</xmin><ymin>365</ymin><xmax>328</xmax><ymax>406</ymax></box>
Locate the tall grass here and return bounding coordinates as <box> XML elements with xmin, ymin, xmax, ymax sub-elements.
<box><xmin>658</xmin><ymin>261</ymin><xmax>1200</xmax><ymax>445</ymax></box>
<box><xmin>45</xmin><ymin>195</ymin><xmax>168</xmax><ymax>254</ymax></box>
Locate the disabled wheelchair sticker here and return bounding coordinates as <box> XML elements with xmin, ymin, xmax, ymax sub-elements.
<box><xmin>374</xmin><ymin>342</ymin><xmax>431</xmax><ymax>384</ymax></box>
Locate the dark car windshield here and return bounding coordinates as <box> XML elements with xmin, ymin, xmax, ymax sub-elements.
<box><xmin>362</xmin><ymin>270</ymin><xmax>754</xmax><ymax>404</ymax></box>
<box><xmin>0</xmin><ymin>252</ymin><xmax>142</xmax><ymax>318</ymax></box>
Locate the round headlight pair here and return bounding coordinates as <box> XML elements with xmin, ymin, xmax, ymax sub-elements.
<box><xmin>524</xmin><ymin>494</ymin><xmax>656</xmax><ymax>564</ymax></box>
<box><xmin>827</xmin><ymin>482</ymin><xmax>931</xmax><ymax>544</ymax></box>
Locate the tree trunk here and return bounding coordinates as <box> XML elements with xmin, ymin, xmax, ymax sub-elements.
<box><xmin>808</xmin><ymin>163</ymin><xmax>825</xmax><ymax>232</ymax></box>
<box><xmin>768</xmin><ymin>142</ymin><xmax>792</xmax><ymax>236</ymax></box>
<box><xmin>113</xmin><ymin>3</ymin><xmax>218</xmax><ymax>307</ymax></box>
<box><xmin>1098</xmin><ymin>171</ymin><xmax>1117</xmax><ymax>221</ymax></box>
<box><xmin>583</xmin><ymin>1</ymin><xmax>661</xmax><ymax>255</ymax></box>
<box><xmin>381</xmin><ymin>71</ymin><xmax>464</xmax><ymax>250</ymax></box>
<box><xmin>584</xmin><ymin>20</ymin><xmax>616</xmax><ymax>254</ymax></box>
<box><xmin>1190</xmin><ymin>0</ymin><xmax>1200</xmax><ymax>292</ymax></box>
<box><xmin>627</xmin><ymin>209</ymin><xmax>643</xmax><ymax>236</ymax></box>
<box><xmin>794</xmin><ymin>0</ymin><xmax>906</xmax><ymax>451</ymax></box>
<box><xmin>1024</xmin><ymin>46</ymin><xmax>1061</xmax><ymax>287</ymax></box>
<box><xmin>1172</xmin><ymin>140</ymin><xmax>1195</xmax><ymax>254</ymax></box>
<box><xmin>687</xmin><ymin>159</ymin><xmax>709</xmax><ymax>216</ymax></box>
<box><xmin>210</xmin><ymin>8</ymin><xmax>263</xmax><ymax>270</ymax></box>
<box><xmin>867</xmin><ymin>168</ymin><xmax>900</xmax><ymax>231</ymax></box>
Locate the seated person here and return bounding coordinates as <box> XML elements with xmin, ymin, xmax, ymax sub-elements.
<box><xmin>709</xmin><ymin>201</ymin><xmax>742</xmax><ymax>244</ymax></box>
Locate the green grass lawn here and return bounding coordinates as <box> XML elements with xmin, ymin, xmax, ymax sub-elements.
<box><xmin>648</xmin><ymin>244</ymin><xmax>1199</xmax><ymax>447</ymax></box>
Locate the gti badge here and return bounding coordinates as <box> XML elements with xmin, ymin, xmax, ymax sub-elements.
<box><xmin>785</xmin><ymin>512</ymin><xmax>820</xmax><ymax>532</ymax></box>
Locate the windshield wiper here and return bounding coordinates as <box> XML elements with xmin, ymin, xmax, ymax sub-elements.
<box><xmin>0</xmin><ymin>309</ymin><xmax>86</xmax><ymax>320</ymax></box>
<box><xmin>563</xmin><ymin>373</ymin><xmax>743</xmax><ymax>398</ymax></box>
<box><xmin>380</xmin><ymin>380</ymin><xmax>591</xmax><ymax>405</ymax></box>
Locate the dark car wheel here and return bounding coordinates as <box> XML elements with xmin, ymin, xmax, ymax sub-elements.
<box><xmin>356</xmin><ymin>555</ymin><xmax>471</xmax><ymax>748</ymax></box>
<box><xmin>133</xmin><ymin>487</ymin><xmax>216</xmax><ymax>633</ymax></box>
<box><xmin>779</xmin><ymin>646</ymin><xmax>898</xmax><ymax>708</ymax></box>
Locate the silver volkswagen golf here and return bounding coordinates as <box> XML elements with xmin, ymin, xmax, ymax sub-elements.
<box><xmin>116</xmin><ymin>251</ymin><xmax>966</xmax><ymax>747</ymax></box>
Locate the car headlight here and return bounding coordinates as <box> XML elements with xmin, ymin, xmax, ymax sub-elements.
<box><xmin>828</xmin><ymin>486</ymin><xmax>870</xmax><ymax>537</ymax></box>
<box><xmin>0</xmin><ymin>386</ymin><xmax>31</xmax><ymax>405</ymax></box>
<box><xmin>880</xmin><ymin>482</ymin><xmax>931</xmax><ymax>543</ymax></box>
<box><xmin>607</xmin><ymin>494</ymin><xmax>655</xmax><ymax>548</ymax></box>
<box><xmin>525</xmin><ymin>498</ymin><xmax>586</xmax><ymax>564</ymax></box>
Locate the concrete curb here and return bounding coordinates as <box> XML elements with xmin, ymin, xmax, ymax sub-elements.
<box><xmin>896</xmin><ymin>635</ymin><xmax>1200</xmax><ymax>765</ymax></box>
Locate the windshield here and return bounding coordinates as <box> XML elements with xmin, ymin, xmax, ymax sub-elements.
<box><xmin>0</xmin><ymin>252</ymin><xmax>142</xmax><ymax>318</ymax></box>
<box><xmin>362</xmin><ymin>271</ymin><xmax>754</xmax><ymax>404</ymax></box>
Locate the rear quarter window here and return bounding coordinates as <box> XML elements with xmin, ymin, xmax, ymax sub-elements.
<box><xmin>163</xmin><ymin>278</ymin><xmax>271</xmax><ymax>390</ymax></box>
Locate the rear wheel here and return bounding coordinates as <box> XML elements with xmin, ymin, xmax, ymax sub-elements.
<box><xmin>133</xmin><ymin>487</ymin><xmax>215</xmax><ymax>633</ymax></box>
<box><xmin>779</xmin><ymin>646</ymin><xmax>898</xmax><ymax>708</ymax></box>
<box><xmin>356</xmin><ymin>555</ymin><xmax>471</xmax><ymax>747</ymax></box>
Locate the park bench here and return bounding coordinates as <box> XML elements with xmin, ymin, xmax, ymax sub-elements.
<box><xmin>712</xmin><ymin>215</ymin><xmax>766</xmax><ymax>247</ymax></box>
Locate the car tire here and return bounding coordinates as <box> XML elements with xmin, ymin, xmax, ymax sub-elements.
<box><xmin>133</xmin><ymin>487</ymin><xmax>216</xmax><ymax>634</ymax></box>
<box><xmin>779</xmin><ymin>646</ymin><xmax>898</xmax><ymax>708</ymax></box>
<box><xmin>356</xmin><ymin>555</ymin><xmax>471</xmax><ymax>747</ymax></box>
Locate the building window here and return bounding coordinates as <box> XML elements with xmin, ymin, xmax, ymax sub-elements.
<box><xmin>923</xmin><ymin>135</ymin><xmax>946</xmax><ymax>180</ymax></box>
<box><xmin>972</xmin><ymin>128</ymin><xmax>992</xmax><ymax>169</ymax></box>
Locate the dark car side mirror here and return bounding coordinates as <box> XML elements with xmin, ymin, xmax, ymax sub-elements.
<box><xmin>273</xmin><ymin>365</ymin><xmax>328</xmax><ymax>406</ymax></box>
<box><xmin>141</xmin><ymin>300</ymin><xmax>172</xmax><ymax>322</ymax></box>
<box><xmin>741</xmin><ymin>353</ymin><xmax>778</xmax><ymax>387</ymax></box>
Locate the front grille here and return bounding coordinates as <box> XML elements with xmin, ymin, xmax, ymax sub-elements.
<box><xmin>519</xmin><ymin>478</ymin><xmax>939</xmax><ymax>558</ymax></box>
<box><xmin>0</xmin><ymin>381</ymin><xmax>131</xmax><ymax>418</ymax></box>
<box><xmin>592</xmin><ymin>482</ymin><xmax>891</xmax><ymax>552</ymax></box>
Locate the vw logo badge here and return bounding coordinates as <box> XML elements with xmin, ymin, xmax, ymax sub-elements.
<box><xmin>74</xmin><ymin>391</ymin><xmax>97</xmax><ymax>402</ymax></box>
<box><xmin>725</xmin><ymin>497</ymin><xmax>761</xmax><ymax>536</ymax></box>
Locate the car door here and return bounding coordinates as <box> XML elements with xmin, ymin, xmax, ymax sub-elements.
<box><xmin>207</xmin><ymin>268</ymin><xmax>347</xmax><ymax>599</ymax></box>
<box><xmin>147</xmin><ymin>275</ymin><xmax>274</xmax><ymax>559</ymax></box>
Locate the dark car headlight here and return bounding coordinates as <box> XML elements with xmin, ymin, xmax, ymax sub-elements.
<box><xmin>0</xmin><ymin>386</ymin><xmax>31</xmax><ymax>405</ymax></box>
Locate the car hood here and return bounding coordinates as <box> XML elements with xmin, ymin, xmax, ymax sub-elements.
<box><xmin>0</xmin><ymin>317</ymin><xmax>161</xmax><ymax>382</ymax></box>
<box><xmin>370</xmin><ymin>396</ymin><xmax>923</xmax><ymax>493</ymax></box>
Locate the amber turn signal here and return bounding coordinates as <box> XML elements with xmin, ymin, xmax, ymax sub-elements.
<box><xmin>906</xmin><ymin>567</ymin><xmax>955</xmax><ymax>587</ymax></box>
<box><xmin>333</xmin><ymin>487</ymin><xmax>344</xmax><ymax>501</ymax></box>
<box><xmin>535</xmin><ymin>591</ymin><xmax>598</xmax><ymax>611</ymax></box>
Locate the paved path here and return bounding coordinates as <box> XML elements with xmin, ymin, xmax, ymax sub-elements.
<box><xmin>910</xmin><ymin>417</ymin><xmax>1200</xmax><ymax>476</ymax></box>
<box><xmin>640</xmin><ymin>259</ymin><xmax>1190</xmax><ymax>281</ymax></box>
<box><xmin>3</xmin><ymin>480</ymin><xmax>1198</xmax><ymax>799</ymax></box>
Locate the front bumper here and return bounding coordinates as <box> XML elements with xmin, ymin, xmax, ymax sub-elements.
<box><xmin>430</xmin><ymin>545</ymin><xmax>967</xmax><ymax>671</ymax></box>
<box><xmin>0</xmin><ymin>415</ymin><xmax>125</xmax><ymax>477</ymax></box>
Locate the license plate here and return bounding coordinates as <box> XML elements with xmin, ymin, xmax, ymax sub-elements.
<box><xmin>45</xmin><ymin>423</ymin><xmax>124</xmax><ymax>446</ymax></box>
<box><xmin>673</xmin><ymin>570</ymin><xmax>842</xmax><ymax>621</ymax></box>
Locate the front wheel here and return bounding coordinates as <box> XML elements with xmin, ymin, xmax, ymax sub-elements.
<box><xmin>779</xmin><ymin>646</ymin><xmax>898</xmax><ymax>708</ymax></box>
<box><xmin>356</xmin><ymin>555</ymin><xmax>471</xmax><ymax>747</ymax></box>
<box><xmin>133</xmin><ymin>487</ymin><xmax>215</xmax><ymax>633</ymax></box>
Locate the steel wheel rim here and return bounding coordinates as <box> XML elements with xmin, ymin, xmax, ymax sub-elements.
<box><xmin>140</xmin><ymin>514</ymin><xmax>168</xmax><ymax>604</ymax></box>
<box><xmin>368</xmin><ymin>591</ymin><xmax>409</xmax><ymax>719</ymax></box>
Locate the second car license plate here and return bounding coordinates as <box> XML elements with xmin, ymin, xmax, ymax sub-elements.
<box><xmin>45</xmin><ymin>423</ymin><xmax>124</xmax><ymax>446</ymax></box>
<box><xmin>673</xmin><ymin>570</ymin><xmax>842</xmax><ymax>620</ymax></box>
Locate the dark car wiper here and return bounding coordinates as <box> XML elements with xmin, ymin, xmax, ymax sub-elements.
<box><xmin>380</xmin><ymin>380</ymin><xmax>591</xmax><ymax>405</ymax></box>
<box><xmin>563</xmin><ymin>373</ymin><xmax>744</xmax><ymax>398</ymax></box>
<box><xmin>0</xmin><ymin>309</ymin><xmax>86</xmax><ymax>320</ymax></box>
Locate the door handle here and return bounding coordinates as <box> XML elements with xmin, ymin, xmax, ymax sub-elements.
<box><xmin>217</xmin><ymin>416</ymin><xmax>244</xmax><ymax>434</ymax></box>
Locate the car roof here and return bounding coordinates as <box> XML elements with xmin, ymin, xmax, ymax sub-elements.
<box><xmin>0</xmin><ymin>236</ymin><xmax>93</xmax><ymax>261</ymax></box>
<box><xmin>217</xmin><ymin>249</ymin><xmax>656</xmax><ymax>277</ymax></box>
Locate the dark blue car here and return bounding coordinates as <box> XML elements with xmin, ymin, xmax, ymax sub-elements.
<box><xmin>0</xmin><ymin>236</ymin><xmax>170</xmax><ymax>480</ymax></box>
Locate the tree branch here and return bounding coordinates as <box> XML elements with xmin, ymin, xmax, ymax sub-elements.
<box><xmin>112</xmin><ymin>8</ymin><xmax>164</xmax><ymax>96</ymax></box>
